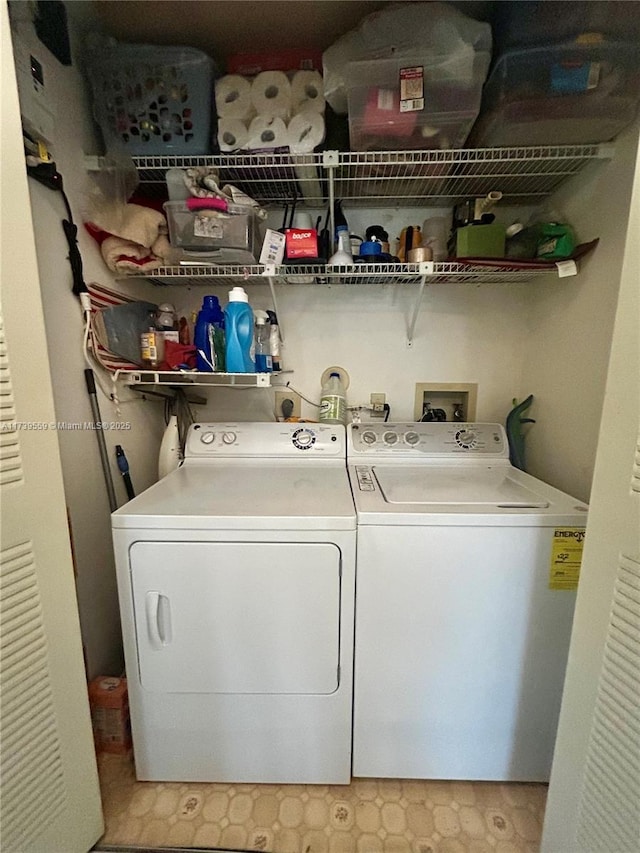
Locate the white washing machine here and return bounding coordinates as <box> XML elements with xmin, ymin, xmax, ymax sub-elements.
<box><xmin>111</xmin><ymin>422</ymin><xmax>356</xmax><ymax>783</ymax></box>
<box><xmin>347</xmin><ymin>422</ymin><xmax>588</xmax><ymax>782</ymax></box>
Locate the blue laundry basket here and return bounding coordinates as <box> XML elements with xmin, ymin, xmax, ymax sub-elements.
<box><xmin>88</xmin><ymin>43</ymin><xmax>216</xmax><ymax>155</ymax></box>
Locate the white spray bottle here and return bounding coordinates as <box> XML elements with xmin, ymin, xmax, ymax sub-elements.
<box><xmin>158</xmin><ymin>415</ymin><xmax>181</xmax><ymax>479</ymax></box>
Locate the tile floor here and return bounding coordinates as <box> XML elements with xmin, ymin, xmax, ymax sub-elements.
<box><xmin>97</xmin><ymin>753</ymin><xmax>548</xmax><ymax>853</ymax></box>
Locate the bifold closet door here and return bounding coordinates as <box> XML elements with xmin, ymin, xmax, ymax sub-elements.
<box><xmin>0</xmin><ymin>5</ymin><xmax>103</xmax><ymax>850</ymax></box>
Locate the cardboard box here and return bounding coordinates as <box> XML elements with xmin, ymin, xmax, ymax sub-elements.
<box><xmin>456</xmin><ymin>224</ymin><xmax>506</xmax><ymax>258</ymax></box>
<box><xmin>227</xmin><ymin>49</ymin><xmax>323</xmax><ymax>75</ymax></box>
<box><xmin>88</xmin><ymin>676</ymin><xmax>131</xmax><ymax>754</ymax></box>
<box><xmin>285</xmin><ymin>228</ymin><xmax>319</xmax><ymax>260</ymax></box>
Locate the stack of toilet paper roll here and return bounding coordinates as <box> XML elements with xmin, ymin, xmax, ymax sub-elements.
<box><xmin>215</xmin><ymin>70</ymin><xmax>326</xmax><ymax>153</ymax></box>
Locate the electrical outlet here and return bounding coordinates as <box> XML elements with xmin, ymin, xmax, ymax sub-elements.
<box><xmin>275</xmin><ymin>390</ymin><xmax>301</xmax><ymax>420</ymax></box>
<box><xmin>370</xmin><ymin>393</ymin><xmax>386</xmax><ymax>418</ymax></box>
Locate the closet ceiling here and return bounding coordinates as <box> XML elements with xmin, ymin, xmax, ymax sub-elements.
<box><xmin>91</xmin><ymin>1</ymin><xmax>493</xmax><ymax>58</ymax></box>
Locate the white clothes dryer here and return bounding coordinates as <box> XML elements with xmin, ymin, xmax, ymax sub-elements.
<box><xmin>347</xmin><ymin>422</ymin><xmax>588</xmax><ymax>782</ymax></box>
<box><xmin>112</xmin><ymin>422</ymin><xmax>356</xmax><ymax>784</ymax></box>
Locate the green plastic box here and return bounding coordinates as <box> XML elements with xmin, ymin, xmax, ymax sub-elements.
<box><xmin>456</xmin><ymin>224</ymin><xmax>506</xmax><ymax>258</ymax></box>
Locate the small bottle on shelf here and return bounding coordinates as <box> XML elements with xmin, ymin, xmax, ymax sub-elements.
<box><xmin>194</xmin><ymin>296</ymin><xmax>225</xmax><ymax>372</ymax></box>
<box><xmin>254</xmin><ymin>310</ymin><xmax>273</xmax><ymax>373</ymax></box>
<box><xmin>140</xmin><ymin>310</ymin><xmax>161</xmax><ymax>368</ymax></box>
<box><xmin>266</xmin><ymin>310</ymin><xmax>281</xmax><ymax>372</ymax></box>
<box><xmin>319</xmin><ymin>372</ymin><xmax>347</xmax><ymax>425</ymax></box>
<box><xmin>328</xmin><ymin>230</ymin><xmax>353</xmax><ymax>265</ymax></box>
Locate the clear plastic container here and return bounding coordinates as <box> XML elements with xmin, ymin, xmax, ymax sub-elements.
<box><xmin>164</xmin><ymin>202</ymin><xmax>262</xmax><ymax>262</ymax></box>
<box><xmin>470</xmin><ymin>39</ymin><xmax>640</xmax><ymax>146</ymax></box>
<box><xmin>492</xmin><ymin>2</ymin><xmax>640</xmax><ymax>52</ymax></box>
<box><xmin>346</xmin><ymin>50</ymin><xmax>490</xmax><ymax>151</ymax></box>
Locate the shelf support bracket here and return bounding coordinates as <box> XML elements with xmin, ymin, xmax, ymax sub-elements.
<box><xmin>263</xmin><ymin>265</ymin><xmax>284</xmax><ymax>343</ymax></box>
<box><xmin>406</xmin><ymin>263</ymin><xmax>434</xmax><ymax>347</ymax></box>
<box><xmin>323</xmin><ymin>151</ymin><xmax>340</xmax><ymax>253</ymax></box>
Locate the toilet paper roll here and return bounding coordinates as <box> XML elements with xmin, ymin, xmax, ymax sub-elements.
<box><xmin>291</xmin><ymin>70</ymin><xmax>325</xmax><ymax>114</ymax></box>
<box><xmin>215</xmin><ymin>75</ymin><xmax>255</xmax><ymax>121</ymax></box>
<box><xmin>217</xmin><ymin>118</ymin><xmax>249</xmax><ymax>152</ymax></box>
<box><xmin>251</xmin><ymin>71</ymin><xmax>292</xmax><ymax>119</ymax></box>
<box><xmin>287</xmin><ymin>111</ymin><xmax>325</xmax><ymax>154</ymax></box>
<box><xmin>246</xmin><ymin>115</ymin><xmax>288</xmax><ymax>150</ymax></box>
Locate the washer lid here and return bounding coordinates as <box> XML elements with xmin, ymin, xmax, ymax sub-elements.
<box><xmin>112</xmin><ymin>463</ymin><xmax>356</xmax><ymax>530</ymax></box>
<box><xmin>374</xmin><ymin>465</ymin><xmax>550</xmax><ymax>507</ymax></box>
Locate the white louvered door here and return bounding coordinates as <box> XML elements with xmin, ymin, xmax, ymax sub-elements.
<box><xmin>542</xmin><ymin>139</ymin><xmax>640</xmax><ymax>852</ymax></box>
<box><xmin>0</xmin><ymin>3</ymin><xmax>103</xmax><ymax>851</ymax></box>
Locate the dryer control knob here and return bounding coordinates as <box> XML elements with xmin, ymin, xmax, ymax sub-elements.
<box><xmin>222</xmin><ymin>431</ymin><xmax>237</xmax><ymax>445</ymax></box>
<box><xmin>404</xmin><ymin>431</ymin><xmax>420</xmax><ymax>446</ymax></box>
<box><xmin>292</xmin><ymin>428</ymin><xmax>316</xmax><ymax>449</ymax></box>
<box><xmin>361</xmin><ymin>431</ymin><xmax>377</xmax><ymax>445</ymax></box>
<box><xmin>200</xmin><ymin>431</ymin><xmax>216</xmax><ymax>445</ymax></box>
<box><xmin>383</xmin><ymin>431</ymin><xmax>399</xmax><ymax>445</ymax></box>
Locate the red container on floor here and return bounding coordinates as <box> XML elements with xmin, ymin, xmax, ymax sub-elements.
<box><xmin>88</xmin><ymin>676</ymin><xmax>132</xmax><ymax>754</ymax></box>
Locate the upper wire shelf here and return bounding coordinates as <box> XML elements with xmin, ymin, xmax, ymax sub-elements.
<box><xmin>130</xmin><ymin>145</ymin><xmax>611</xmax><ymax>207</ymax></box>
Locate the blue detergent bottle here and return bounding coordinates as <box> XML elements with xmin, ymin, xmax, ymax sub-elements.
<box><xmin>224</xmin><ymin>286</ymin><xmax>255</xmax><ymax>373</ymax></box>
<box><xmin>194</xmin><ymin>295</ymin><xmax>225</xmax><ymax>372</ymax></box>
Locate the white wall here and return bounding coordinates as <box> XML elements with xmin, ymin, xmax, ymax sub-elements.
<box><xmin>519</xmin><ymin>124</ymin><xmax>639</xmax><ymax>503</ymax></box>
<box><xmin>179</xmin><ymin>275</ymin><xmax>530</xmax><ymax>427</ymax></box>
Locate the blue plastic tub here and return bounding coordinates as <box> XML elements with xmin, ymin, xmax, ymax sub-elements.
<box><xmin>88</xmin><ymin>43</ymin><xmax>216</xmax><ymax>155</ymax></box>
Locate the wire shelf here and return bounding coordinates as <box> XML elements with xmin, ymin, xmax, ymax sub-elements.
<box><xmin>123</xmin><ymin>262</ymin><xmax>559</xmax><ymax>287</ymax></box>
<box><xmin>334</xmin><ymin>145</ymin><xmax>609</xmax><ymax>205</ymax></box>
<box><xmin>122</xmin><ymin>369</ymin><xmax>275</xmax><ymax>387</ymax></box>
<box><xmin>132</xmin><ymin>152</ymin><xmax>326</xmax><ymax>205</ymax></box>
<box><xmin>131</xmin><ymin>145</ymin><xmax>610</xmax><ymax>207</ymax></box>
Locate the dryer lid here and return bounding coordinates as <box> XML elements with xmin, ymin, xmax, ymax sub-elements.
<box><xmin>373</xmin><ymin>465</ymin><xmax>550</xmax><ymax>508</ymax></box>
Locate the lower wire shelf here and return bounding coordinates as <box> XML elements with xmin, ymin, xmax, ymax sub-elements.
<box><xmin>121</xmin><ymin>369</ymin><xmax>277</xmax><ymax>387</ymax></box>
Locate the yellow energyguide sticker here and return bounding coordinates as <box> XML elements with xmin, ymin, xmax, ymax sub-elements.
<box><xmin>549</xmin><ymin>528</ymin><xmax>586</xmax><ymax>589</ymax></box>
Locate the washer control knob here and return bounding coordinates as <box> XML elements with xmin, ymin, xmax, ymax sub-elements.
<box><xmin>292</xmin><ymin>428</ymin><xmax>316</xmax><ymax>450</ymax></box>
<box><xmin>455</xmin><ymin>429</ymin><xmax>477</xmax><ymax>449</ymax></box>
<box><xmin>383</xmin><ymin>431</ymin><xmax>399</xmax><ymax>445</ymax></box>
<box><xmin>200</xmin><ymin>431</ymin><xmax>216</xmax><ymax>445</ymax></box>
<box><xmin>361</xmin><ymin>430</ymin><xmax>377</xmax><ymax>445</ymax></box>
<box><xmin>221</xmin><ymin>431</ymin><xmax>237</xmax><ymax>445</ymax></box>
<box><xmin>404</xmin><ymin>431</ymin><xmax>420</xmax><ymax>446</ymax></box>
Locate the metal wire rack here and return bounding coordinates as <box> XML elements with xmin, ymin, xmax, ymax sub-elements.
<box><xmin>130</xmin><ymin>145</ymin><xmax>611</xmax><ymax>207</ymax></box>
<box><xmin>132</xmin><ymin>152</ymin><xmax>326</xmax><ymax>205</ymax></box>
<box><xmin>125</xmin><ymin>262</ymin><xmax>558</xmax><ymax>288</ymax></box>
<box><xmin>120</xmin><ymin>369</ymin><xmax>274</xmax><ymax>387</ymax></box>
<box><xmin>334</xmin><ymin>145</ymin><xmax>611</xmax><ymax>205</ymax></box>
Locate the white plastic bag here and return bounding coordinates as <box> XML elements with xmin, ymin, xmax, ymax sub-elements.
<box><xmin>323</xmin><ymin>2</ymin><xmax>492</xmax><ymax>115</ymax></box>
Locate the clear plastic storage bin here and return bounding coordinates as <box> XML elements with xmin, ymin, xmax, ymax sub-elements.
<box><xmin>491</xmin><ymin>1</ymin><xmax>640</xmax><ymax>52</ymax></box>
<box><xmin>470</xmin><ymin>39</ymin><xmax>640</xmax><ymax>147</ymax></box>
<box><xmin>88</xmin><ymin>44</ymin><xmax>216</xmax><ymax>155</ymax></box>
<box><xmin>346</xmin><ymin>51</ymin><xmax>490</xmax><ymax>151</ymax></box>
<box><xmin>164</xmin><ymin>203</ymin><xmax>262</xmax><ymax>264</ymax></box>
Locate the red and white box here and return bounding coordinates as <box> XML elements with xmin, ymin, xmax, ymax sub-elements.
<box><xmin>88</xmin><ymin>676</ymin><xmax>132</xmax><ymax>754</ymax></box>
<box><xmin>284</xmin><ymin>228</ymin><xmax>319</xmax><ymax>260</ymax></box>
